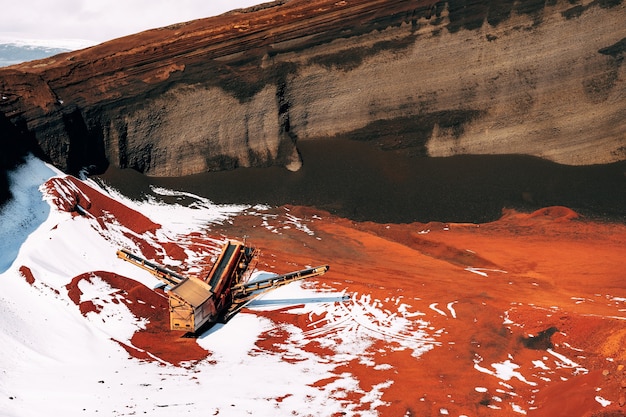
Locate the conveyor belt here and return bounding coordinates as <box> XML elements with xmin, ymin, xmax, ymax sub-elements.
<box><xmin>118</xmin><ymin>242</ymin><xmax>330</xmax><ymax>330</ymax></box>
<box><xmin>224</xmin><ymin>265</ymin><xmax>330</xmax><ymax>321</ymax></box>
<box><xmin>236</xmin><ymin>265</ymin><xmax>329</xmax><ymax>297</ymax></box>
<box><xmin>207</xmin><ymin>242</ymin><xmax>238</xmax><ymax>288</ymax></box>
<box><xmin>116</xmin><ymin>249</ymin><xmax>185</xmax><ymax>286</ymax></box>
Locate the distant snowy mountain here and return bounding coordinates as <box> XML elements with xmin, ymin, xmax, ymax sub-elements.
<box><xmin>0</xmin><ymin>43</ymin><xmax>68</xmax><ymax>67</ymax></box>
<box><xmin>0</xmin><ymin>38</ymin><xmax>94</xmax><ymax>67</ymax></box>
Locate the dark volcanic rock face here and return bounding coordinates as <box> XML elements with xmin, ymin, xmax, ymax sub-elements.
<box><xmin>0</xmin><ymin>110</ymin><xmax>46</xmax><ymax>204</ymax></box>
<box><xmin>0</xmin><ymin>0</ymin><xmax>625</xmax><ymax>204</ymax></box>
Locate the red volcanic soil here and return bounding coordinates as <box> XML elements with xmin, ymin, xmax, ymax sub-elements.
<box><xmin>58</xmin><ymin>178</ymin><xmax>626</xmax><ymax>415</ymax></box>
<box><xmin>43</xmin><ymin>176</ymin><xmax>168</xmax><ymax>259</ymax></box>
<box><xmin>213</xmin><ymin>205</ymin><xmax>626</xmax><ymax>417</ymax></box>
<box><xmin>66</xmin><ymin>272</ymin><xmax>209</xmax><ymax>365</ymax></box>
<box><xmin>44</xmin><ymin>175</ymin><xmax>218</xmax><ymax>267</ymax></box>
<box><xmin>19</xmin><ymin>265</ymin><xmax>36</xmax><ymax>285</ymax></box>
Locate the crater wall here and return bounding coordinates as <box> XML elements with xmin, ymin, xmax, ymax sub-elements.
<box><xmin>0</xmin><ymin>0</ymin><xmax>624</xmax><ymax>187</ymax></box>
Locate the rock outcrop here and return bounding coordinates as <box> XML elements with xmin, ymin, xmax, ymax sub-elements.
<box><xmin>1</xmin><ymin>0</ymin><xmax>625</xmax><ymax>184</ymax></box>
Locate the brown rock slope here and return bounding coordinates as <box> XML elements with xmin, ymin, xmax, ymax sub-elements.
<box><xmin>1</xmin><ymin>0</ymin><xmax>625</xmax><ymax>184</ymax></box>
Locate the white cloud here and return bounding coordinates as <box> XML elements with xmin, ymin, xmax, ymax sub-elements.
<box><xmin>1</xmin><ymin>0</ymin><xmax>266</xmax><ymax>45</ymax></box>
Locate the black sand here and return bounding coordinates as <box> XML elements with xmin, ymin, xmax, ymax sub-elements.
<box><xmin>98</xmin><ymin>139</ymin><xmax>626</xmax><ymax>224</ymax></box>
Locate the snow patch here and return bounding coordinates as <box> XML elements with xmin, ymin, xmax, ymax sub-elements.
<box><xmin>77</xmin><ymin>274</ymin><xmax>148</xmax><ymax>342</ymax></box>
<box><xmin>465</xmin><ymin>267</ymin><xmax>508</xmax><ymax>277</ymax></box>
<box><xmin>473</xmin><ymin>357</ymin><xmax>537</xmax><ymax>386</ymax></box>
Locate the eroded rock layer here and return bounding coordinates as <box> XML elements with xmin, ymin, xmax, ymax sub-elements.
<box><xmin>1</xmin><ymin>0</ymin><xmax>625</xmax><ymax>182</ymax></box>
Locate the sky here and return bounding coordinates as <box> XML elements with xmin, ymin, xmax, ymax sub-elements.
<box><xmin>0</xmin><ymin>0</ymin><xmax>266</xmax><ymax>47</ymax></box>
